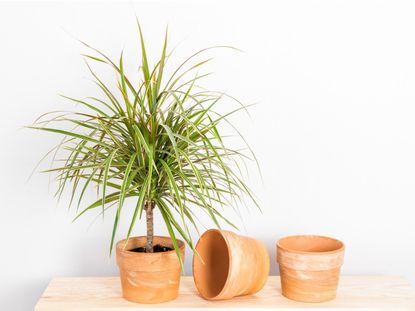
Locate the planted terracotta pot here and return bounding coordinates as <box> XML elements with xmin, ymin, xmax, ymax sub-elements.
<box><xmin>116</xmin><ymin>236</ymin><xmax>185</xmax><ymax>304</ymax></box>
<box><xmin>193</xmin><ymin>229</ymin><xmax>270</xmax><ymax>300</ymax></box>
<box><xmin>277</xmin><ymin>235</ymin><xmax>345</xmax><ymax>303</ymax></box>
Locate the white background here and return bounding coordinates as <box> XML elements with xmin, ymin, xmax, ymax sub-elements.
<box><xmin>1</xmin><ymin>1</ymin><xmax>415</xmax><ymax>310</ymax></box>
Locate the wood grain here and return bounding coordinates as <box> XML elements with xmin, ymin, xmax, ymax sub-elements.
<box><xmin>35</xmin><ymin>276</ymin><xmax>415</xmax><ymax>310</ymax></box>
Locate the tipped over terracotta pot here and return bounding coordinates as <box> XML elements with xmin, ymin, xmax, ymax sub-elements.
<box><xmin>193</xmin><ymin>229</ymin><xmax>270</xmax><ymax>300</ymax></box>
<box><xmin>277</xmin><ymin>235</ymin><xmax>345</xmax><ymax>303</ymax></box>
<box><xmin>116</xmin><ymin>236</ymin><xmax>185</xmax><ymax>304</ymax></box>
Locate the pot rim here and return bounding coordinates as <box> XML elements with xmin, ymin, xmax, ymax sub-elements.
<box><xmin>193</xmin><ymin>229</ymin><xmax>233</xmax><ymax>299</ymax></box>
<box><xmin>116</xmin><ymin>235</ymin><xmax>185</xmax><ymax>256</ymax></box>
<box><xmin>277</xmin><ymin>234</ymin><xmax>345</xmax><ymax>255</ymax></box>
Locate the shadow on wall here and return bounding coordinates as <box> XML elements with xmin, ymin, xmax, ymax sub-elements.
<box><xmin>0</xmin><ymin>278</ymin><xmax>48</xmax><ymax>311</ymax></box>
<box><xmin>7</xmin><ymin>236</ymin><xmax>119</xmax><ymax>311</ymax></box>
<box><xmin>266</xmin><ymin>239</ymin><xmax>280</xmax><ymax>275</ymax></box>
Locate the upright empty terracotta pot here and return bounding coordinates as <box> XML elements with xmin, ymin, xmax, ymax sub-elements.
<box><xmin>116</xmin><ymin>236</ymin><xmax>185</xmax><ymax>304</ymax></box>
<box><xmin>277</xmin><ymin>235</ymin><xmax>345</xmax><ymax>303</ymax></box>
<box><xmin>193</xmin><ymin>229</ymin><xmax>270</xmax><ymax>300</ymax></box>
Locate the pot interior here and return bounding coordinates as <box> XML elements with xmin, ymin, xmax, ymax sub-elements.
<box><xmin>118</xmin><ymin>236</ymin><xmax>182</xmax><ymax>253</ymax></box>
<box><xmin>278</xmin><ymin>235</ymin><xmax>343</xmax><ymax>253</ymax></box>
<box><xmin>194</xmin><ymin>230</ymin><xmax>229</xmax><ymax>299</ymax></box>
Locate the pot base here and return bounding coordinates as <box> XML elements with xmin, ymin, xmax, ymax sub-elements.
<box><xmin>119</xmin><ymin>269</ymin><xmax>181</xmax><ymax>304</ymax></box>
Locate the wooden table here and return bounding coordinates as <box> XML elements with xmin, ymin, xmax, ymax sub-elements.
<box><xmin>35</xmin><ymin>276</ymin><xmax>415</xmax><ymax>310</ymax></box>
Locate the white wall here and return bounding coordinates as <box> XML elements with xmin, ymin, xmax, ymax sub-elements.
<box><xmin>1</xmin><ymin>1</ymin><xmax>415</xmax><ymax>310</ymax></box>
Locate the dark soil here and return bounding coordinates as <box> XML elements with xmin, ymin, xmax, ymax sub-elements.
<box><xmin>129</xmin><ymin>244</ymin><xmax>173</xmax><ymax>253</ymax></box>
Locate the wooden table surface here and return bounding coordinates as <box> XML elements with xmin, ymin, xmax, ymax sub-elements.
<box><xmin>35</xmin><ymin>276</ymin><xmax>415</xmax><ymax>310</ymax></box>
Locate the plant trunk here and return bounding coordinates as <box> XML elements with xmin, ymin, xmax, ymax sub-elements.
<box><xmin>145</xmin><ymin>201</ymin><xmax>154</xmax><ymax>253</ymax></box>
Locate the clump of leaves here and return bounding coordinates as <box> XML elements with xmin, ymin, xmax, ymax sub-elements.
<box><xmin>30</xmin><ymin>23</ymin><xmax>259</xmax><ymax>262</ymax></box>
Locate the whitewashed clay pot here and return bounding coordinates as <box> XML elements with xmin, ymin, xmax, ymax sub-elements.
<box><xmin>193</xmin><ymin>229</ymin><xmax>270</xmax><ymax>300</ymax></box>
<box><xmin>116</xmin><ymin>236</ymin><xmax>185</xmax><ymax>304</ymax></box>
<box><xmin>277</xmin><ymin>235</ymin><xmax>345</xmax><ymax>302</ymax></box>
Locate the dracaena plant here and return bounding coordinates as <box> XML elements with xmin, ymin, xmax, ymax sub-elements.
<box><xmin>30</xmin><ymin>24</ymin><xmax>259</xmax><ymax>261</ymax></box>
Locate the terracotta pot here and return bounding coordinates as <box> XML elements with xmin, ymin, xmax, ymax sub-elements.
<box><xmin>192</xmin><ymin>229</ymin><xmax>270</xmax><ymax>300</ymax></box>
<box><xmin>277</xmin><ymin>235</ymin><xmax>345</xmax><ymax>303</ymax></box>
<box><xmin>116</xmin><ymin>236</ymin><xmax>185</xmax><ymax>304</ymax></box>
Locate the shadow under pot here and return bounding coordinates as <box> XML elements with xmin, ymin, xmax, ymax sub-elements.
<box><xmin>116</xmin><ymin>236</ymin><xmax>185</xmax><ymax>304</ymax></box>
<box><xmin>193</xmin><ymin>229</ymin><xmax>270</xmax><ymax>300</ymax></box>
<box><xmin>277</xmin><ymin>235</ymin><xmax>345</xmax><ymax>303</ymax></box>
